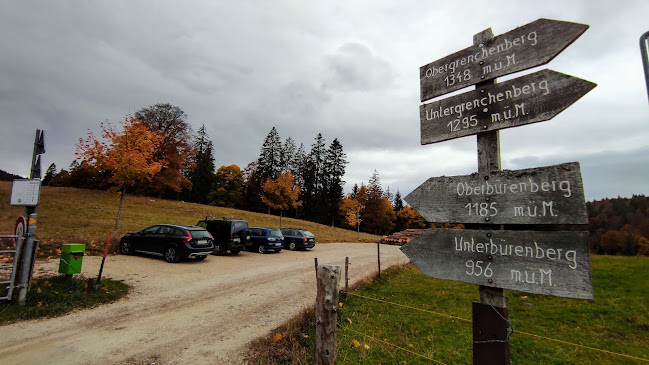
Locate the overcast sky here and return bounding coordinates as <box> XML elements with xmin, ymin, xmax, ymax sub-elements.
<box><xmin>1</xmin><ymin>1</ymin><xmax>648</xmax><ymax>202</ymax></box>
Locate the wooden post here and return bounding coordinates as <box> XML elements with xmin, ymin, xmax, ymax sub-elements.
<box><xmin>377</xmin><ymin>242</ymin><xmax>381</xmax><ymax>277</ymax></box>
<box><xmin>345</xmin><ymin>257</ymin><xmax>349</xmax><ymax>293</ymax></box>
<box><xmin>473</xmin><ymin>28</ymin><xmax>510</xmax><ymax>365</ymax></box>
<box><xmin>314</xmin><ymin>257</ymin><xmax>319</xmax><ymax>279</ymax></box>
<box><xmin>315</xmin><ymin>264</ymin><xmax>341</xmax><ymax>365</ymax></box>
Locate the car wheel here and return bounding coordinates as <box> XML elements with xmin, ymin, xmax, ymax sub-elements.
<box><xmin>230</xmin><ymin>249</ymin><xmax>241</xmax><ymax>255</ymax></box>
<box><xmin>195</xmin><ymin>255</ymin><xmax>207</xmax><ymax>261</ymax></box>
<box><xmin>214</xmin><ymin>244</ymin><xmax>227</xmax><ymax>256</ymax></box>
<box><xmin>257</xmin><ymin>245</ymin><xmax>266</xmax><ymax>254</ymax></box>
<box><xmin>165</xmin><ymin>247</ymin><xmax>180</xmax><ymax>263</ymax></box>
<box><xmin>289</xmin><ymin>242</ymin><xmax>296</xmax><ymax>251</ymax></box>
<box><xmin>120</xmin><ymin>241</ymin><xmax>133</xmax><ymax>255</ymax></box>
<box><xmin>274</xmin><ymin>249</ymin><xmax>281</xmax><ymax>253</ymax></box>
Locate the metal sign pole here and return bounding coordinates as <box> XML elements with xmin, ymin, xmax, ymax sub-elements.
<box><xmin>640</xmin><ymin>31</ymin><xmax>649</xmax><ymax>105</ymax></box>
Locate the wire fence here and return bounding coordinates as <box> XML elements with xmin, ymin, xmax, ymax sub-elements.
<box><xmin>338</xmin><ymin>291</ymin><xmax>649</xmax><ymax>364</ymax></box>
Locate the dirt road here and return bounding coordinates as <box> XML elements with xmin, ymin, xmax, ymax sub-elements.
<box><xmin>0</xmin><ymin>243</ymin><xmax>409</xmax><ymax>364</ymax></box>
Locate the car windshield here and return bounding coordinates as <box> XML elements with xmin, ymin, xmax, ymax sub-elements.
<box><xmin>301</xmin><ymin>231</ymin><xmax>315</xmax><ymax>237</ymax></box>
<box><xmin>189</xmin><ymin>229</ymin><xmax>212</xmax><ymax>239</ymax></box>
<box><xmin>269</xmin><ymin>229</ymin><xmax>282</xmax><ymax>237</ymax></box>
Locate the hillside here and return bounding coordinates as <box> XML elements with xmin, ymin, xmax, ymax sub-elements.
<box><xmin>0</xmin><ymin>181</ymin><xmax>379</xmax><ymax>257</ymax></box>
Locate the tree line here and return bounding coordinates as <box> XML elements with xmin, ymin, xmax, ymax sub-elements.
<box><xmin>40</xmin><ymin>103</ymin><xmax>429</xmax><ymax>233</ymax></box>
<box><xmin>587</xmin><ymin>195</ymin><xmax>649</xmax><ymax>256</ymax></box>
<box><xmin>27</xmin><ymin>103</ymin><xmax>649</xmax><ymax>249</ymax></box>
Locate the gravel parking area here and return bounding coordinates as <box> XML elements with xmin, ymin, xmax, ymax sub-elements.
<box><xmin>0</xmin><ymin>242</ymin><xmax>409</xmax><ymax>364</ymax></box>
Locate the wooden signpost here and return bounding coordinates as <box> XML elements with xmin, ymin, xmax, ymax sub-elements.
<box><xmin>420</xmin><ymin>70</ymin><xmax>596</xmax><ymax>144</ymax></box>
<box><xmin>403</xmin><ymin>19</ymin><xmax>596</xmax><ymax>364</ymax></box>
<box><xmin>420</xmin><ymin>19</ymin><xmax>589</xmax><ymax>101</ymax></box>
<box><xmin>402</xmin><ymin>229</ymin><xmax>593</xmax><ymax>299</ymax></box>
<box><xmin>405</xmin><ymin>162</ymin><xmax>587</xmax><ymax>225</ymax></box>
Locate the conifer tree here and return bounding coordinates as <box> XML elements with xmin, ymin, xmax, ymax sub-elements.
<box><xmin>42</xmin><ymin>163</ymin><xmax>57</xmax><ymax>186</ymax></box>
<box><xmin>325</xmin><ymin>138</ymin><xmax>347</xmax><ymax>226</ymax></box>
<box><xmin>185</xmin><ymin>125</ymin><xmax>215</xmax><ymax>204</ymax></box>
<box><xmin>257</xmin><ymin>127</ymin><xmax>283</xmax><ymax>181</ymax></box>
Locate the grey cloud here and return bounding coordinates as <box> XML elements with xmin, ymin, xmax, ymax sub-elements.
<box><xmin>323</xmin><ymin>42</ymin><xmax>396</xmax><ymax>92</ymax></box>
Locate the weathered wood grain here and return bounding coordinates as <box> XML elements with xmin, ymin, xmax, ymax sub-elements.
<box><xmin>405</xmin><ymin>162</ymin><xmax>587</xmax><ymax>225</ymax></box>
<box><xmin>420</xmin><ymin>18</ymin><xmax>589</xmax><ymax>101</ymax></box>
<box><xmin>401</xmin><ymin>228</ymin><xmax>593</xmax><ymax>299</ymax></box>
<box><xmin>315</xmin><ymin>264</ymin><xmax>341</xmax><ymax>365</ymax></box>
<box><xmin>420</xmin><ymin>69</ymin><xmax>596</xmax><ymax>144</ymax></box>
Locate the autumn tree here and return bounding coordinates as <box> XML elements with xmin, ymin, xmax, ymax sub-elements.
<box><xmin>134</xmin><ymin>103</ymin><xmax>193</xmax><ymax>198</ymax></box>
<box><xmin>361</xmin><ymin>170</ymin><xmax>385</xmax><ymax>234</ymax></box>
<box><xmin>210</xmin><ymin>164</ymin><xmax>244</xmax><ymax>207</ymax></box>
<box><xmin>77</xmin><ymin>116</ymin><xmax>164</xmax><ymax>237</ymax></box>
<box><xmin>397</xmin><ymin>205</ymin><xmax>428</xmax><ymax>230</ymax></box>
<box><xmin>261</xmin><ymin>172</ymin><xmax>302</xmax><ymax>227</ymax></box>
<box><xmin>340</xmin><ymin>194</ymin><xmax>365</xmax><ymax>240</ymax></box>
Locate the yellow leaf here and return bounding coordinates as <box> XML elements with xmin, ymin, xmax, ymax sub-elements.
<box><xmin>338</xmin><ymin>302</ymin><xmax>343</xmax><ymax>307</ymax></box>
<box><xmin>36</xmin><ymin>301</ymin><xmax>43</xmax><ymax>307</ymax></box>
<box><xmin>363</xmin><ymin>344</ymin><xmax>370</xmax><ymax>350</ymax></box>
<box><xmin>408</xmin><ymin>344</ymin><xmax>414</xmax><ymax>348</ymax></box>
<box><xmin>352</xmin><ymin>339</ymin><xmax>361</xmax><ymax>348</ymax></box>
<box><xmin>36</xmin><ymin>287</ymin><xmax>41</xmax><ymax>293</ymax></box>
<box><xmin>346</xmin><ymin>317</ymin><xmax>353</xmax><ymax>324</ymax></box>
<box><xmin>272</xmin><ymin>333</ymin><xmax>283</xmax><ymax>342</ymax></box>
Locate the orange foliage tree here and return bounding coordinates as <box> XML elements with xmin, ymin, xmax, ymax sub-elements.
<box><xmin>209</xmin><ymin>164</ymin><xmax>244</xmax><ymax>207</ymax></box>
<box><xmin>261</xmin><ymin>172</ymin><xmax>302</xmax><ymax>227</ymax></box>
<box><xmin>340</xmin><ymin>194</ymin><xmax>365</xmax><ymax>240</ymax></box>
<box><xmin>396</xmin><ymin>205</ymin><xmax>428</xmax><ymax>229</ymax></box>
<box><xmin>76</xmin><ymin>116</ymin><xmax>164</xmax><ymax>235</ymax></box>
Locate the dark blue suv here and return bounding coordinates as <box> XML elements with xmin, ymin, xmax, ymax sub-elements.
<box><xmin>248</xmin><ymin>227</ymin><xmax>284</xmax><ymax>254</ymax></box>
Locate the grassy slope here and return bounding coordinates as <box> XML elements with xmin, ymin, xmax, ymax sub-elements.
<box><xmin>0</xmin><ymin>182</ymin><xmax>379</xmax><ymax>257</ymax></box>
<box><xmin>249</xmin><ymin>255</ymin><xmax>649</xmax><ymax>364</ymax></box>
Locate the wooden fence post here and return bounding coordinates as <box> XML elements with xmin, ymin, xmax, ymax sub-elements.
<box><xmin>344</xmin><ymin>257</ymin><xmax>350</xmax><ymax>293</ymax></box>
<box><xmin>315</xmin><ymin>264</ymin><xmax>341</xmax><ymax>365</ymax></box>
<box><xmin>377</xmin><ymin>242</ymin><xmax>381</xmax><ymax>277</ymax></box>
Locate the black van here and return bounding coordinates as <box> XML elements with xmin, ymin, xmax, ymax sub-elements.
<box><xmin>196</xmin><ymin>218</ymin><xmax>251</xmax><ymax>255</ymax></box>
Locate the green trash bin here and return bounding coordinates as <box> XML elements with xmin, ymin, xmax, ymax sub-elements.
<box><xmin>58</xmin><ymin>243</ymin><xmax>86</xmax><ymax>275</ymax></box>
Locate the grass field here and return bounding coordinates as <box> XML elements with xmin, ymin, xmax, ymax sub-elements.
<box><xmin>249</xmin><ymin>255</ymin><xmax>649</xmax><ymax>364</ymax></box>
<box><xmin>0</xmin><ymin>181</ymin><xmax>379</xmax><ymax>258</ymax></box>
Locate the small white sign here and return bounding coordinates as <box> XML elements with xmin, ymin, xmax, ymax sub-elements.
<box><xmin>10</xmin><ymin>179</ymin><xmax>41</xmax><ymax>206</ymax></box>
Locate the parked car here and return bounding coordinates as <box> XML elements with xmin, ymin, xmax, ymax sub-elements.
<box><xmin>196</xmin><ymin>217</ymin><xmax>251</xmax><ymax>255</ymax></box>
<box><xmin>280</xmin><ymin>228</ymin><xmax>316</xmax><ymax>251</ymax></box>
<box><xmin>119</xmin><ymin>224</ymin><xmax>214</xmax><ymax>263</ymax></box>
<box><xmin>248</xmin><ymin>227</ymin><xmax>284</xmax><ymax>254</ymax></box>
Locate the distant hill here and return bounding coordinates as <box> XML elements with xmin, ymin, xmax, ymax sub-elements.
<box><xmin>0</xmin><ymin>169</ymin><xmax>25</xmax><ymax>181</ymax></box>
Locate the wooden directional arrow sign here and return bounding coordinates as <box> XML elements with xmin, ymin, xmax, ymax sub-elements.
<box><xmin>419</xmin><ymin>69</ymin><xmax>596</xmax><ymax>144</ymax></box>
<box><xmin>404</xmin><ymin>162</ymin><xmax>587</xmax><ymax>225</ymax></box>
<box><xmin>420</xmin><ymin>18</ymin><xmax>589</xmax><ymax>101</ymax></box>
<box><xmin>400</xmin><ymin>228</ymin><xmax>593</xmax><ymax>299</ymax></box>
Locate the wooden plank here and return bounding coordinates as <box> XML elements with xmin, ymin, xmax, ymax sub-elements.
<box><xmin>420</xmin><ymin>18</ymin><xmax>589</xmax><ymax>101</ymax></box>
<box><xmin>404</xmin><ymin>162</ymin><xmax>587</xmax><ymax>225</ymax></box>
<box><xmin>420</xmin><ymin>69</ymin><xmax>596</xmax><ymax>144</ymax></box>
<box><xmin>401</xmin><ymin>228</ymin><xmax>593</xmax><ymax>299</ymax></box>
